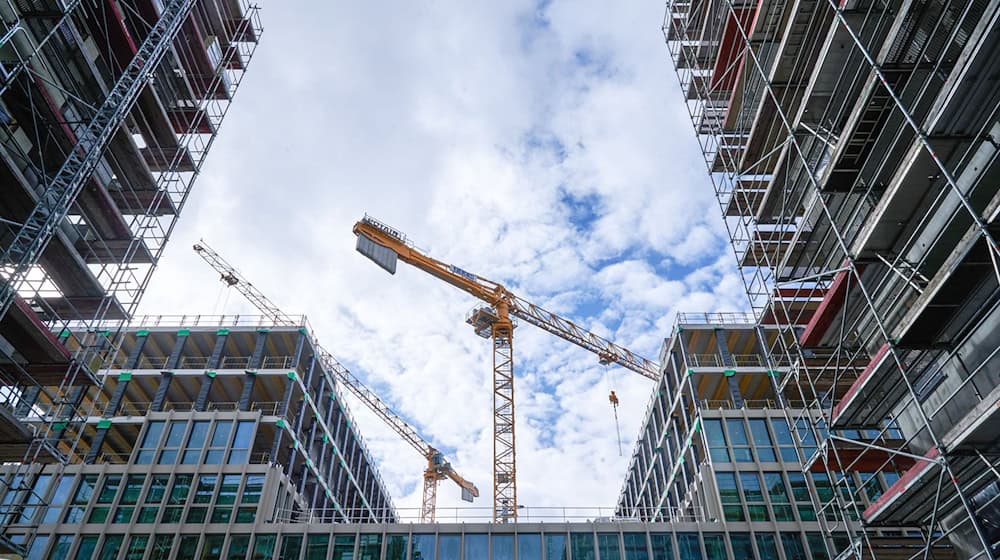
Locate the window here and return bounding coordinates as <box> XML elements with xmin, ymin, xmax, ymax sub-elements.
<box><xmin>811</xmin><ymin>473</ymin><xmax>834</xmax><ymax>502</ymax></box>
<box><xmin>730</xmin><ymin>533</ymin><xmax>753</xmax><ymax>559</ymax></box>
<box><xmin>195</xmin><ymin>475</ymin><xmax>218</xmax><ymax>503</ymax></box>
<box><xmin>112</xmin><ymin>506</ymin><xmax>134</xmax><ymax>523</ymax></box>
<box><xmin>229</xmin><ymin>421</ymin><xmax>256</xmax><ymax>464</ymax></box>
<box><xmin>125</xmin><ymin>535</ymin><xmax>149</xmax><ymax>560</ymax></box>
<box><xmin>750</xmin><ymin>419</ymin><xmax>776</xmax><ymax>462</ymax></box>
<box><xmin>151</xmin><ymin>535</ymin><xmax>175</xmax><ymax>560</ymax></box>
<box><xmin>90</xmin><ymin>475</ymin><xmax>121</xmax><ymax>523</ymax></box>
<box><xmin>242</xmin><ymin>475</ymin><xmax>264</xmax><ymax>504</ymax></box>
<box><xmin>22</xmin><ymin>474</ymin><xmax>54</xmax><ymax>524</ymax></box>
<box><xmin>860</xmin><ymin>472</ymin><xmax>883</xmax><ymax>502</ymax></box>
<box><xmin>545</xmin><ymin>534</ymin><xmax>568</xmax><ymax>560</ymax></box>
<box><xmin>178</xmin><ymin>536</ymin><xmax>201</xmax><ymax>559</ymax></box>
<box><xmin>201</xmin><ymin>535</ymin><xmax>225</xmax><ymax>560</ymax></box>
<box><xmin>210</xmin><ymin>506</ymin><xmax>231</xmax><ymax>524</ymax></box>
<box><xmin>74</xmin><ymin>536</ymin><xmax>99</xmax><ymax>560</ymax></box>
<box><xmin>805</xmin><ymin>533</ymin><xmax>829</xmax><ymax>560</ymax></box>
<box><xmin>48</xmin><ymin>535</ymin><xmax>73</xmax><ymax>560</ymax></box>
<box><xmin>236</xmin><ymin>507</ymin><xmax>256</xmax><ymax>523</ymax></box>
<box><xmin>597</xmin><ymin>534</ymin><xmax>620</xmax><ymax>560</ymax></box>
<box><xmin>158</xmin><ymin>421</ymin><xmax>187</xmax><ymax>464</ymax></box>
<box><xmin>438</xmin><ymin>534</ymin><xmax>460</xmax><ymax>560</ymax></box>
<box><xmin>146</xmin><ymin>475</ymin><xmax>170</xmax><ymax>504</ymax></box>
<box><xmin>677</xmin><ymin>533</ymin><xmax>702</xmax><ymax>560</ymax></box>
<box><xmin>279</xmin><ymin>535</ymin><xmax>303</xmax><ymax>560</ymax></box>
<box><xmin>65</xmin><ymin>475</ymin><xmax>97</xmax><ymax>523</ymax></box>
<box><xmin>182</xmin><ymin>421</ymin><xmax>211</xmax><ymax>464</ymax></box>
<box><xmin>136</xmin><ymin>421</ymin><xmax>165</xmax><ymax>464</ymax></box>
<box><xmin>650</xmin><ymin>533</ymin><xmax>673</xmax><ymax>560</ymax></box>
<box><xmin>794</xmin><ymin>419</ymin><xmax>817</xmax><ymax>457</ymax></box>
<box><xmin>492</xmin><ymin>534</ymin><xmax>513</xmax><ymax>560</ymax></box>
<box><xmin>740</xmin><ymin>472</ymin><xmax>769</xmax><ymax>521</ymax></box>
<box><xmin>771</xmin><ymin>418</ymin><xmax>799</xmax><ymax>462</ymax></box>
<box><xmin>571</xmin><ymin>533</ymin><xmax>595</xmax><ymax>560</ymax></box>
<box><xmin>755</xmin><ymin>533</ymin><xmax>779</xmax><ymax>560</ymax></box>
<box><xmin>704</xmin><ymin>419</ymin><xmax>730</xmax><ymax>462</ymax></box>
<box><xmin>163</xmin><ymin>474</ymin><xmax>192</xmax><ymax>523</ymax></box>
<box><xmin>187</xmin><ymin>507</ymin><xmax>207</xmax><ymax>523</ymax></box>
<box><xmin>716</xmin><ymin>472</ymin><xmax>743</xmax><ymax>521</ymax></box>
<box><xmin>764</xmin><ymin>472</ymin><xmax>794</xmax><ymax>521</ymax></box>
<box><xmin>252</xmin><ymin>535</ymin><xmax>277</xmax><ymax>560</ymax></box>
<box><xmin>386</xmin><ymin>534</ymin><xmax>407</xmax><ymax>560</ymax></box>
<box><xmin>623</xmin><ymin>533</ymin><xmax>646</xmax><ymax>560</ymax></box>
<box><xmin>306</xmin><ymin>535</ymin><xmax>330</xmax><ymax>560</ymax></box>
<box><xmin>703</xmin><ymin>534</ymin><xmax>725</xmax><ymax>560</ymax></box>
<box><xmin>25</xmin><ymin>535</ymin><xmax>48</xmax><ymax>560</ymax></box>
<box><xmin>358</xmin><ymin>534</ymin><xmax>381</xmax><ymax>560</ymax></box>
<box><xmin>98</xmin><ymin>535</ymin><xmax>124</xmax><ymax>560</ymax></box>
<box><xmin>781</xmin><ymin>533</ymin><xmax>807</xmax><ymax>560</ymax></box>
<box><xmin>205</xmin><ymin>421</ymin><xmax>233</xmax><ymax>464</ymax></box>
<box><xmin>228</xmin><ymin>535</ymin><xmax>250</xmax><ymax>560</ymax></box>
<box><xmin>217</xmin><ymin>475</ymin><xmax>241</xmax><ymax>505</ymax></box>
<box><xmin>727</xmin><ymin>419</ymin><xmax>753</xmax><ymax>461</ymax></box>
<box><xmin>409</xmin><ymin>534</ymin><xmax>433</xmax><ymax>560</ymax></box>
<box><xmin>121</xmin><ymin>475</ymin><xmax>145</xmax><ymax>504</ymax></box>
<box><xmin>41</xmin><ymin>475</ymin><xmax>74</xmax><ymax>524</ymax></box>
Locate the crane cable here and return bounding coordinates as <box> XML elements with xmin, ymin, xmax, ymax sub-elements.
<box><xmin>604</xmin><ymin>364</ymin><xmax>623</xmax><ymax>457</ymax></box>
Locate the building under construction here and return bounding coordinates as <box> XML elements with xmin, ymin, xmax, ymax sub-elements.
<box><xmin>0</xmin><ymin>317</ymin><xmax>396</xmax><ymax>557</ymax></box>
<box><xmin>0</xmin><ymin>0</ymin><xmax>262</xmax><ymax>554</ymax></box>
<box><xmin>660</xmin><ymin>0</ymin><xmax>1000</xmax><ymax>554</ymax></box>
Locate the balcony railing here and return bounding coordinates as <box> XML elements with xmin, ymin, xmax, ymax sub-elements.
<box><xmin>676</xmin><ymin>312</ymin><xmax>756</xmax><ymax>325</ymax></box>
<box><xmin>274</xmin><ymin>505</ymin><xmax>708</xmax><ymax>524</ymax></box>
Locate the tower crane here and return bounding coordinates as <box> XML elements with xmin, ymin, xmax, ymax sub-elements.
<box><xmin>193</xmin><ymin>241</ymin><xmax>479</xmax><ymax>522</ymax></box>
<box><xmin>352</xmin><ymin>215</ymin><xmax>660</xmax><ymax>522</ymax></box>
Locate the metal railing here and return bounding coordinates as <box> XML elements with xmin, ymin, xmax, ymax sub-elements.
<box><xmin>698</xmin><ymin>399</ymin><xmax>812</xmax><ymax>410</ymax></box>
<box><xmin>126</xmin><ymin>314</ymin><xmax>310</xmax><ymax>329</ymax></box>
<box><xmin>676</xmin><ymin>312</ymin><xmax>756</xmax><ymax>325</ymax></box>
<box><xmin>275</xmin><ymin>505</ymin><xmax>708</xmax><ymax>524</ymax></box>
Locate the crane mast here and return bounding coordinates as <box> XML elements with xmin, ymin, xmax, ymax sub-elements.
<box><xmin>352</xmin><ymin>215</ymin><xmax>661</xmax><ymax>522</ymax></box>
<box><xmin>193</xmin><ymin>241</ymin><xmax>478</xmax><ymax>521</ymax></box>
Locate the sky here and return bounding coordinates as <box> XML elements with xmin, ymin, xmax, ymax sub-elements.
<box><xmin>138</xmin><ymin>0</ymin><xmax>749</xmax><ymax>518</ymax></box>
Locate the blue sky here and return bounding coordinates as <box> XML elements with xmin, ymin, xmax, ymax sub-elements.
<box><xmin>139</xmin><ymin>0</ymin><xmax>748</xmax><ymax>516</ymax></box>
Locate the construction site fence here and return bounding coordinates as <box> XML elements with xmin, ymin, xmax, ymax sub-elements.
<box><xmin>275</xmin><ymin>507</ymin><xmax>707</xmax><ymax>525</ymax></box>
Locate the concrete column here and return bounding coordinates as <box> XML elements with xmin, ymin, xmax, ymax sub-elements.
<box><xmin>249</xmin><ymin>329</ymin><xmax>268</xmax><ymax>369</ymax></box>
<box><xmin>207</xmin><ymin>330</ymin><xmax>229</xmax><ymax>369</ymax></box>
<box><xmin>194</xmin><ymin>372</ymin><xmax>215</xmax><ymax>411</ymax></box>
<box><xmin>714</xmin><ymin>329</ymin><xmax>735</xmax><ymax>367</ymax></box>
<box><xmin>165</xmin><ymin>330</ymin><xmax>189</xmax><ymax>369</ymax></box>
<box><xmin>125</xmin><ymin>330</ymin><xmax>150</xmax><ymax>369</ymax></box>
<box><xmin>150</xmin><ymin>372</ymin><xmax>173</xmax><ymax>412</ymax></box>
<box><xmin>238</xmin><ymin>372</ymin><xmax>256</xmax><ymax>411</ymax></box>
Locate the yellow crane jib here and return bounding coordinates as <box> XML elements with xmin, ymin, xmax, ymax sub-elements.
<box><xmin>352</xmin><ymin>215</ymin><xmax>662</xmax><ymax>523</ymax></box>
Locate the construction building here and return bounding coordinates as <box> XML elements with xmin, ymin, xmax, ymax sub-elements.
<box><xmin>0</xmin><ymin>317</ymin><xmax>396</xmax><ymax>557</ymax></box>
<box><xmin>660</xmin><ymin>0</ymin><xmax>1000</xmax><ymax>554</ymax></box>
<box><xmin>618</xmin><ymin>313</ymin><xmax>920</xmax><ymax>559</ymax></box>
<box><xmin>0</xmin><ymin>0</ymin><xmax>263</xmax><ymax>554</ymax></box>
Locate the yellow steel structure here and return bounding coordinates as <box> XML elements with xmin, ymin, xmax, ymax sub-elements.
<box><xmin>193</xmin><ymin>241</ymin><xmax>478</xmax><ymax>521</ymax></box>
<box><xmin>352</xmin><ymin>215</ymin><xmax>661</xmax><ymax>522</ymax></box>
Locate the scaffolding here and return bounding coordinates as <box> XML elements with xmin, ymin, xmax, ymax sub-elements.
<box><xmin>663</xmin><ymin>0</ymin><xmax>1000</xmax><ymax>554</ymax></box>
<box><xmin>0</xmin><ymin>0</ymin><xmax>261</xmax><ymax>551</ymax></box>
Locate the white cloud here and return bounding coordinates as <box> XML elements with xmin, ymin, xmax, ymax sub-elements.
<box><xmin>137</xmin><ymin>0</ymin><xmax>751</xmax><ymax>517</ymax></box>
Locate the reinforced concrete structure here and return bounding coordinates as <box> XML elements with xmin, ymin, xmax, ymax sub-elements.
<box><xmin>618</xmin><ymin>313</ymin><xmax>933</xmax><ymax>559</ymax></box>
<box><xmin>0</xmin><ymin>0</ymin><xmax>261</xmax><ymax>552</ymax></box>
<box><xmin>0</xmin><ymin>316</ymin><xmax>396</xmax><ymax>556</ymax></box>
<box><xmin>661</xmin><ymin>0</ymin><xmax>1000</xmax><ymax>554</ymax></box>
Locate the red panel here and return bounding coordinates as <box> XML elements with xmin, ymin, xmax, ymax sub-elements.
<box><xmin>711</xmin><ymin>7</ymin><xmax>757</xmax><ymax>91</ymax></box>
<box><xmin>831</xmin><ymin>342</ymin><xmax>890</xmax><ymax>423</ymax></box>
<box><xmin>807</xmin><ymin>443</ymin><xmax>916</xmax><ymax>473</ymax></box>
<box><xmin>799</xmin><ymin>262</ymin><xmax>865</xmax><ymax>346</ymax></box>
<box><xmin>101</xmin><ymin>0</ymin><xmax>138</xmax><ymax>69</ymax></box>
<box><xmin>863</xmin><ymin>447</ymin><xmax>940</xmax><ymax>521</ymax></box>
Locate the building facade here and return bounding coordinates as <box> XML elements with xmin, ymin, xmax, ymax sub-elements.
<box><xmin>661</xmin><ymin>0</ymin><xmax>1000</xmax><ymax>554</ymax></box>
<box><xmin>0</xmin><ymin>519</ymin><xmax>857</xmax><ymax>560</ymax></box>
<box><xmin>617</xmin><ymin>314</ymin><xmax>929</xmax><ymax>560</ymax></box>
<box><xmin>0</xmin><ymin>0</ymin><xmax>261</xmax><ymax>550</ymax></box>
<box><xmin>1</xmin><ymin>317</ymin><xmax>397</xmax><ymax>556</ymax></box>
